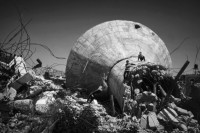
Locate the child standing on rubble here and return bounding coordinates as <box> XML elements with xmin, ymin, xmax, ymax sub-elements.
<box><xmin>138</xmin><ymin>52</ymin><xmax>145</xmax><ymax>61</ymax></box>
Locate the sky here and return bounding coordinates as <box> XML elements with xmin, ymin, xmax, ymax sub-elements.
<box><xmin>0</xmin><ymin>0</ymin><xmax>200</xmax><ymax>75</ymax></box>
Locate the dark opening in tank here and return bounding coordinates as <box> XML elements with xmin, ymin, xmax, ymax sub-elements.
<box><xmin>135</xmin><ymin>24</ymin><xmax>141</xmax><ymax>29</ymax></box>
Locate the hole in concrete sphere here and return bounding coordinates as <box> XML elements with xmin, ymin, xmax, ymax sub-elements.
<box><xmin>135</xmin><ymin>24</ymin><xmax>141</xmax><ymax>29</ymax></box>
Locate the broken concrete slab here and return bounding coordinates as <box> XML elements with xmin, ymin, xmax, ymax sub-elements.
<box><xmin>148</xmin><ymin>112</ymin><xmax>160</xmax><ymax>129</ymax></box>
<box><xmin>5</xmin><ymin>87</ymin><xmax>17</xmax><ymax>100</ymax></box>
<box><xmin>0</xmin><ymin>93</ymin><xmax>4</xmax><ymax>100</ymax></box>
<box><xmin>159</xmin><ymin>108</ymin><xmax>179</xmax><ymax>123</ymax></box>
<box><xmin>11</xmin><ymin>99</ymin><xmax>34</xmax><ymax>113</ymax></box>
<box><xmin>28</xmin><ymin>85</ymin><xmax>43</xmax><ymax>98</ymax></box>
<box><xmin>140</xmin><ymin>114</ymin><xmax>148</xmax><ymax>129</ymax></box>
<box><xmin>8</xmin><ymin>56</ymin><xmax>27</xmax><ymax>76</ymax></box>
<box><xmin>35</xmin><ymin>91</ymin><xmax>57</xmax><ymax>114</ymax></box>
<box><xmin>9</xmin><ymin>70</ymin><xmax>34</xmax><ymax>90</ymax></box>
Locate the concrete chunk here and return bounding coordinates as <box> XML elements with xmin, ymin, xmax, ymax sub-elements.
<box><xmin>140</xmin><ymin>114</ymin><xmax>148</xmax><ymax>129</ymax></box>
<box><xmin>148</xmin><ymin>112</ymin><xmax>160</xmax><ymax>129</ymax></box>
<box><xmin>9</xmin><ymin>70</ymin><xmax>34</xmax><ymax>90</ymax></box>
<box><xmin>5</xmin><ymin>87</ymin><xmax>17</xmax><ymax>100</ymax></box>
<box><xmin>35</xmin><ymin>91</ymin><xmax>57</xmax><ymax>114</ymax></box>
<box><xmin>11</xmin><ymin>99</ymin><xmax>34</xmax><ymax>113</ymax></box>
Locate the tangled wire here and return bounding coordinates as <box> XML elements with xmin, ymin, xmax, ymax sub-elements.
<box><xmin>0</xmin><ymin>9</ymin><xmax>66</xmax><ymax>72</ymax></box>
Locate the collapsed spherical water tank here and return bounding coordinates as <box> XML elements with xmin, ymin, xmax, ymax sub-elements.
<box><xmin>66</xmin><ymin>20</ymin><xmax>172</xmax><ymax>109</ymax></box>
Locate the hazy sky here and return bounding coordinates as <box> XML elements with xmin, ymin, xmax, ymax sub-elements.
<box><xmin>0</xmin><ymin>0</ymin><xmax>200</xmax><ymax>74</ymax></box>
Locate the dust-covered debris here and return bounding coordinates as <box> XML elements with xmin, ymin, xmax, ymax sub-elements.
<box><xmin>0</xmin><ymin>54</ymin><xmax>200</xmax><ymax>133</ymax></box>
<box><xmin>1</xmin><ymin>19</ymin><xmax>200</xmax><ymax>133</ymax></box>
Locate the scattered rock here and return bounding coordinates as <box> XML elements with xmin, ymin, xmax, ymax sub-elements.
<box><xmin>148</xmin><ymin>112</ymin><xmax>160</xmax><ymax>129</ymax></box>
<box><xmin>9</xmin><ymin>70</ymin><xmax>34</xmax><ymax>90</ymax></box>
<box><xmin>9</xmin><ymin>122</ymin><xmax>15</xmax><ymax>129</ymax></box>
<box><xmin>12</xmin><ymin>99</ymin><xmax>34</xmax><ymax>113</ymax></box>
<box><xmin>140</xmin><ymin>114</ymin><xmax>148</xmax><ymax>129</ymax></box>
<box><xmin>0</xmin><ymin>93</ymin><xmax>4</xmax><ymax>100</ymax></box>
<box><xmin>5</xmin><ymin>87</ymin><xmax>17</xmax><ymax>100</ymax></box>
<box><xmin>35</xmin><ymin>91</ymin><xmax>57</xmax><ymax>114</ymax></box>
<box><xmin>29</xmin><ymin>85</ymin><xmax>42</xmax><ymax>96</ymax></box>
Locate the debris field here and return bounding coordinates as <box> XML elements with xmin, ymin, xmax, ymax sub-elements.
<box><xmin>1</xmin><ymin>20</ymin><xmax>200</xmax><ymax>133</ymax></box>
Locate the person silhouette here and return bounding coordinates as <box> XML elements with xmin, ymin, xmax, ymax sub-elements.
<box><xmin>138</xmin><ymin>52</ymin><xmax>145</xmax><ymax>61</ymax></box>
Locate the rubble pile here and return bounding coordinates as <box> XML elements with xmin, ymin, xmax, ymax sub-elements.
<box><xmin>77</xmin><ymin>104</ymin><xmax>137</xmax><ymax>133</ymax></box>
<box><xmin>123</xmin><ymin>63</ymin><xmax>170</xmax><ymax>114</ymax></box>
<box><xmin>121</xmin><ymin>61</ymin><xmax>200</xmax><ymax>132</ymax></box>
<box><xmin>0</xmin><ymin>18</ymin><xmax>200</xmax><ymax>132</ymax></box>
<box><xmin>0</xmin><ymin>71</ymin><xmax>63</xmax><ymax>132</ymax></box>
<box><xmin>1</xmin><ymin>66</ymin><xmax>139</xmax><ymax>133</ymax></box>
<box><xmin>54</xmin><ymin>98</ymin><xmax>140</xmax><ymax>133</ymax></box>
<box><xmin>0</xmin><ymin>64</ymin><xmax>147</xmax><ymax>133</ymax></box>
<box><xmin>0</xmin><ymin>64</ymin><xmax>200</xmax><ymax>133</ymax></box>
<box><xmin>0</xmin><ymin>112</ymin><xmax>59</xmax><ymax>133</ymax></box>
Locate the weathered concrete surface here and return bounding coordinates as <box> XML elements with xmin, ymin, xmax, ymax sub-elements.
<box><xmin>65</xmin><ymin>20</ymin><xmax>172</xmax><ymax>103</ymax></box>
<box><xmin>35</xmin><ymin>91</ymin><xmax>57</xmax><ymax>114</ymax></box>
<box><xmin>9</xmin><ymin>70</ymin><xmax>34</xmax><ymax>90</ymax></box>
<box><xmin>12</xmin><ymin>99</ymin><xmax>34</xmax><ymax>113</ymax></box>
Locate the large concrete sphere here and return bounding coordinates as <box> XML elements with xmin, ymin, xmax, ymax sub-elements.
<box><xmin>65</xmin><ymin>20</ymin><xmax>172</xmax><ymax>95</ymax></box>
